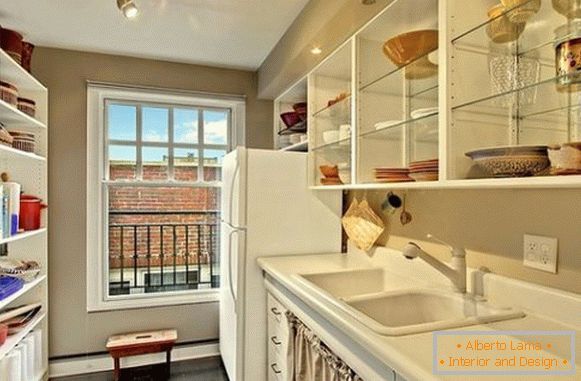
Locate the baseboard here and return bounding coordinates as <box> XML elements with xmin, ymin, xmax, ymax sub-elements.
<box><xmin>48</xmin><ymin>342</ymin><xmax>220</xmax><ymax>378</ymax></box>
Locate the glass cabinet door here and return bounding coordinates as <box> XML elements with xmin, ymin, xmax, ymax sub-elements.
<box><xmin>308</xmin><ymin>40</ymin><xmax>354</xmax><ymax>187</ymax></box>
<box><xmin>450</xmin><ymin>0</ymin><xmax>581</xmax><ymax>180</ymax></box>
<box><xmin>356</xmin><ymin>0</ymin><xmax>440</xmax><ymax>185</ymax></box>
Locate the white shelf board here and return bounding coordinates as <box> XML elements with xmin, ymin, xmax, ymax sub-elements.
<box><xmin>0</xmin><ymin>275</ymin><xmax>46</xmax><ymax>311</ymax></box>
<box><xmin>0</xmin><ymin>144</ymin><xmax>46</xmax><ymax>162</ymax></box>
<box><xmin>311</xmin><ymin>175</ymin><xmax>581</xmax><ymax>190</ymax></box>
<box><xmin>0</xmin><ymin>311</ymin><xmax>46</xmax><ymax>360</ymax></box>
<box><xmin>0</xmin><ymin>99</ymin><xmax>46</xmax><ymax>130</ymax></box>
<box><xmin>0</xmin><ymin>228</ymin><xmax>46</xmax><ymax>245</ymax></box>
<box><xmin>0</xmin><ymin>49</ymin><xmax>47</xmax><ymax>92</ymax></box>
<box><xmin>279</xmin><ymin>141</ymin><xmax>308</xmax><ymax>152</ymax></box>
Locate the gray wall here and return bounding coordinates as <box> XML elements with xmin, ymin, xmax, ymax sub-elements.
<box><xmin>258</xmin><ymin>0</ymin><xmax>392</xmax><ymax>99</ymax></box>
<box><xmin>32</xmin><ymin>47</ymin><xmax>272</xmax><ymax>357</ymax></box>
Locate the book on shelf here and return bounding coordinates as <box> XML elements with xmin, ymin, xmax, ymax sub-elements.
<box><xmin>0</xmin><ymin>182</ymin><xmax>21</xmax><ymax>239</ymax></box>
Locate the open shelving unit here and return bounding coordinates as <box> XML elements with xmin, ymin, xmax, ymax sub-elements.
<box><xmin>0</xmin><ymin>47</ymin><xmax>49</xmax><ymax>379</ymax></box>
<box><xmin>273</xmin><ymin>78</ymin><xmax>308</xmax><ymax>151</ymax></box>
<box><xmin>269</xmin><ymin>0</ymin><xmax>581</xmax><ymax>190</ymax></box>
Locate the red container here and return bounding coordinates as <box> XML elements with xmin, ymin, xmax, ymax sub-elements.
<box><xmin>19</xmin><ymin>195</ymin><xmax>47</xmax><ymax>231</ymax></box>
<box><xmin>0</xmin><ymin>324</ymin><xmax>7</xmax><ymax>346</ymax></box>
<box><xmin>0</xmin><ymin>28</ymin><xmax>23</xmax><ymax>64</ymax></box>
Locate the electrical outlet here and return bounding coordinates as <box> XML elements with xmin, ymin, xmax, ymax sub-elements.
<box><xmin>523</xmin><ymin>234</ymin><xmax>558</xmax><ymax>273</ymax></box>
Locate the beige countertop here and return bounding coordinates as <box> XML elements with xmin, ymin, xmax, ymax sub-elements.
<box><xmin>258</xmin><ymin>249</ymin><xmax>581</xmax><ymax>381</ymax></box>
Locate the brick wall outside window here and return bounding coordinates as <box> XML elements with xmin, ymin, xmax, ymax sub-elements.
<box><xmin>108</xmin><ymin>164</ymin><xmax>220</xmax><ymax>270</ymax></box>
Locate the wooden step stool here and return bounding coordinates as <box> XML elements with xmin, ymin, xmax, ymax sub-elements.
<box><xmin>106</xmin><ymin>329</ymin><xmax>178</xmax><ymax>381</ymax></box>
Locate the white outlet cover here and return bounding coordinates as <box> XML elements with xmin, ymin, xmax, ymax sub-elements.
<box><xmin>523</xmin><ymin>234</ymin><xmax>558</xmax><ymax>273</ymax></box>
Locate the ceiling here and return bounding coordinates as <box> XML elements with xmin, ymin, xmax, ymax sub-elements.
<box><xmin>0</xmin><ymin>0</ymin><xmax>310</xmax><ymax>70</ymax></box>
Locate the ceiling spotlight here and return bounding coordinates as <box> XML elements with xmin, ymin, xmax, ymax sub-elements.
<box><xmin>117</xmin><ymin>0</ymin><xmax>139</xmax><ymax>19</ymax></box>
<box><xmin>310</xmin><ymin>47</ymin><xmax>323</xmax><ymax>55</ymax></box>
<box><xmin>361</xmin><ymin>0</ymin><xmax>377</xmax><ymax>4</ymax></box>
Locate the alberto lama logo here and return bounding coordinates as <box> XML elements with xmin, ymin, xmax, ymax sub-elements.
<box><xmin>433</xmin><ymin>330</ymin><xmax>576</xmax><ymax>376</ymax></box>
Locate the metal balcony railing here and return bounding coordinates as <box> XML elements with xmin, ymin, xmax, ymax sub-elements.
<box><xmin>108</xmin><ymin>211</ymin><xmax>220</xmax><ymax>295</ymax></box>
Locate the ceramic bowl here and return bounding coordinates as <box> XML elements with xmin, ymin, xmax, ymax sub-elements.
<box><xmin>466</xmin><ymin>145</ymin><xmax>550</xmax><ymax>177</ymax></box>
<box><xmin>552</xmin><ymin>0</ymin><xmax>581</xmax><ymax>19</ymax></box>
<box><xmin>322</xmin><ymin>130</ymin><xmax>340</xmax><ymax>144</ymax></box>
<box><xmin>486</xmin><ymin>4</ymin><xmax>526</xmax><ymax>44</ymax></box>
<box><xmin>319</xmin><ymin>165</ymin><xmax>339</xmax><ymax>178</ymax></box>
<box><xmin>501</xmin><ymin>0</ymin><xmax>541</xmax><ymax>23</ymax></box>
<box><xmin>383</xmin><ymin>30</ymin><xmax>438</xmax><ymax>79</ymax></box>
<box><xmin>548</xmin><ymin>142</ymin><xmax>581</xmax><ymax>170</ymax></box>
<box><xmin>280</xmin><ymin>112</ymin><xmax>301</xmax><ymax>128</ymax></box>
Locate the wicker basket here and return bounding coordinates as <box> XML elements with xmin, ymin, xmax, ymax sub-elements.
<box><xmin>342</xmin><ymin>199</ymin><xmax>385</xmax><ymax>252</ymax></box>
<box><xmin>0</xmin><ymin>258</ymin><xmax>41</xmax><ymax>282</ymax></box>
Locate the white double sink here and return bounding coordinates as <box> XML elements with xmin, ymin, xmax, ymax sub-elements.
<box><xmin>294</xmin><ymin>268</ymin><xmax>525</xmax><ymax>336</ymax></box>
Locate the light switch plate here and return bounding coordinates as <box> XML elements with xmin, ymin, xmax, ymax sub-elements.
<box><xmin>523</xmin><ymin>234</ymin><xmax>558</xmax><ymax>273</ymax></box>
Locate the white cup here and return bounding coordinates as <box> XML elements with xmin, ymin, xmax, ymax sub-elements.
<box><xmin>339</xmin><ymin>124</ymin><xmax>351</xmax><ymax>141</ymax></box>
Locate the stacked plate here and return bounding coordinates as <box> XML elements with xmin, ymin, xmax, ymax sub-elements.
<box><xmin>373</xmin><ymin>167</ymin><xmax>413</xmax><ymax>183</ymax></box>
<box><xmin>409</xmin><ymin>159</ymin><xmax>439</xmax><ymax>181</ymax></box>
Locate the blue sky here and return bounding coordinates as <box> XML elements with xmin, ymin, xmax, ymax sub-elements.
<box><xmin>108</xmin><ymin>104</ymin><xmax>228</xmax><ymax>163</ymax></box>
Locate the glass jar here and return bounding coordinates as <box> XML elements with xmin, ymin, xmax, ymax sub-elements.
<box><xmin>555</xmin><ymin>21</ymin><xmax>581</xmax><ymax>92</ymax></box>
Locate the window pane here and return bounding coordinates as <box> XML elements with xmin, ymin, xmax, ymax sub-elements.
<box><xmin>143</xmin><ymin>107</ymin><xmax>169</xmax><ymax>142</ymax></box>
<box><xmin>108</xmin><ymin>186</ymin><xmax>221</xmax><ymax>295</ymax></box>
<box><xmin>143</xmin><ymin>147</ymin><xmax>168</xmax><ymax>181</ymax></box>
<box><xmin>203</xmin><ymin>149</ymin><xmax>227</xmax><ymax>181</ymax></box>
<box><xmin>109</xmin><ymin>145</ymin><xmax>136</xmax><ymax>180</ymax></box>
<box><xmin>203</xmin><ymin>110</ymin><xmax>228</xmax><ymax>145</ymax></box>
<box><xmin>174</xmin><ymin>109</ymin><xmax>198</xmax><ymax>144</ymax></box>
<box><xmin>108</xmin><ymin>104</ymin><xmax>136</xmax><ymax>141</ymax></box>
<box><xmin>174</xmin><ymin>148</ymin><xmax>198</xmax><ymax>182</ymax></box>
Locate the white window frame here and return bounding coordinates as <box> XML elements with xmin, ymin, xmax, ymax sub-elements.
<box><xmin>87</xmin><ymin>83</ymin><xmax>245</xmax><ymax>312</ymax></box>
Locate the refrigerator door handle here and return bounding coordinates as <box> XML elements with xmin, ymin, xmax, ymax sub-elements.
<box><xmin>228</xmin><ymin>228</ymin><xmax>244</xmax><ymax>313</ymax></box>
<box><xmin>221</xmin><ymin>219</ymin><xmax>247</xmax><ymax>231</ymax></box>
<box><xmin>225</xmin><ymin>158</ymin><xmax>241</xmax><ymax>226</ymax></box>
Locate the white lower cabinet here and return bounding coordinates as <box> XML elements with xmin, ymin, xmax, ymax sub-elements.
<box><xmin>266</xmin><ymin>290</ymin><xmax>404</xmax><ymax>381</ymax></box>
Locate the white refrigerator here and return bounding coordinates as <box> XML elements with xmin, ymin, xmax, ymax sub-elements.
<box><xmin>219</xmin><ymin>147</ymin><xmax>342</xmax><ymax>381</ymax></box>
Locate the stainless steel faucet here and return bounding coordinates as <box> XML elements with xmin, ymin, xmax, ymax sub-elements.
<box><xmin>402</xmin><ymin>234</ymin><xmax>467</xmax><ymax>293</ymax></box>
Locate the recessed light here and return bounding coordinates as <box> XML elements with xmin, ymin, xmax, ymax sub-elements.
<box><xmin>117</xmin><ymin>0</ymin><xmax>139</xmax><ymax>19</ymax></box>
<box><xmin>310</xmin><ymin>47</ymin><xmax>323</xmax><ymax>55</ymax></box>
<box><xmin>361</xmin><ymin>0</ymin><xmax>377</xmax><ymax>4</ymax></box>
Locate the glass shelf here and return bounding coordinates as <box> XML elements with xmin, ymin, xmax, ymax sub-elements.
<box><xmin>359</xmin><ymin>112</ymin><xmax>438</xmax><ymax>140</ymax></box>
<box><xmin>311</xmin><ymin>137</ymin><xmax>352</xmax><ymax>152</ymax></box>
<box><xmin>312</xmin><ymin>96</ymin><xmax>351</xmax><ymax>119</ymax></box>
<box><xmin>452</xmin><ymin>0</ymin><xmax>542</xmax><ymax>45</ymax></box>
<box><xmin>359</xmin><ymin>49</ymin><xmax>439</xmax><ymax>97</ymax></box>
<box><xmin>452</xmin><ymin>74</ymin><xmax>577</xmax><ymax>119</ymax></box>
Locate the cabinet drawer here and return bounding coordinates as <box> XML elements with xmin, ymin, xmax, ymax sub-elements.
<box><xmin>268</xmin><ymin>340</ymin><xmax>287</xmax><ymax>381</ymax></box>
<box><xmin>267</xmin><ymin>293</ymin><xmax>288</xmax><ymax>324</ymax></box>
<box><xmin>268</xmin><ymin>362</ymin><xmax>285</xmax><ymax>381</ymax></box>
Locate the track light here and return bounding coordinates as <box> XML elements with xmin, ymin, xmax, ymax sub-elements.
<box><xmin>117</xmin><ymin>0</ymin><xmax>139</xmax><ymax>19</ymax></box>
<box><xmin>310</xmin><ymin>47</ymin><xmax>323</xmax><ymax>55</ymax></box>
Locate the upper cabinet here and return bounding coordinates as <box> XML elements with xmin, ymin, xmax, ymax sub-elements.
<box><xmin>356</xmin><ymin>0</ymin><xmax>439</xmax><ymax>186</ymax></box>
<box><xmin>274</xmin><ymin>0</ymin><xmax>581</xmax><ymax>189</ymax></box>
<box><xmin>448</xmin><ymin>0</ymin><xmax>579</xmax><ymax>182</ymax></box>
<box><xmin>308</xmin><ymin>41</ymin><xmax>354</xmax><ymax>186</ymax></box>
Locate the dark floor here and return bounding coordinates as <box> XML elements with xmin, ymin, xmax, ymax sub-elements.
<box><xmin>51</xmin><ymin>357</ymin><xmax>229</xmax><ymax>381</ymax></box>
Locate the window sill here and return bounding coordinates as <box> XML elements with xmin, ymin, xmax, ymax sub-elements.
<box><xmin>87</xmin><ymin>289</ymin><xmax>219</xmax><ymax>312</ymax></box>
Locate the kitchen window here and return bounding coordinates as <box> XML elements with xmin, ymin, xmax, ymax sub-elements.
<box><xmin>87</xmin><ymin>84</ymin><xmax>245</xmax><ymax>311</ymax></box>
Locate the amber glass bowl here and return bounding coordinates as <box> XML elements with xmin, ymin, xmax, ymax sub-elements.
<box><xmin>383</xmin><ymin>30</ymin><xmax>438</xmax><ymax>79</ymax></box>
